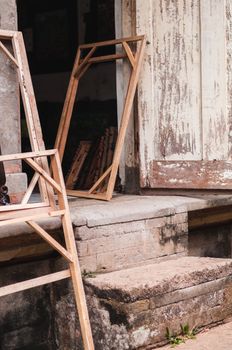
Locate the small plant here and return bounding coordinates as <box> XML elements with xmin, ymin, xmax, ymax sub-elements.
<box><xmin>166</xmin><ymin>324</ymin><xmax>198</xmax><ymax>347</ymax></box>
<box><xmin>165</xmin><ymin>327</ymin><xmax>185</xmax><ymax>347</ymax></box>
<box><xmin>82</xmin><ymin>269</ymin><xmax>96</xmax><ymax>278</ymax></box>
<box><xmin>180</xmin><ymin>323</ymin><xmax>197</xmax><ymax>339</ymax></box>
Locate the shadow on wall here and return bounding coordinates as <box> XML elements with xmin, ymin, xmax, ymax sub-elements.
<box><xmin>189</xmin><ymin>223</ymin><xmax>232</xmax><ymax>258</ymax></box>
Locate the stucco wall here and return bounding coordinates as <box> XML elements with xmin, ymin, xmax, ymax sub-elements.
<box><xmin>0</xmin><ymin>0</ymin><xmax>27</xmax><ymax>201</ymax></box>
<box><xmin>0</xmin><ymin>0</ymin><xmax>20</xmax><ymax>160</ymax></box>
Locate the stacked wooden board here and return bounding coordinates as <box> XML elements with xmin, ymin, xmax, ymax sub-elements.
<box><xmin>66</xmin><ymin>127</ymin><xmax>117</xmax><ymax>191</ymax></box>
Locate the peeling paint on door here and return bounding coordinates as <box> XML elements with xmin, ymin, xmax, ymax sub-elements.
<box><xmin>136</xmin><ymin>0</ymin><xmax>232</xmax><ymax>189</ymax></box>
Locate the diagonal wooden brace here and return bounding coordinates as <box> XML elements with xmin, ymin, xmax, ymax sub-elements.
<box><xmin>25</xmin><ymin>157</ymin><xmax>62</xmax><ymax>193</ymax></box>
<box><xmin>26</xmin><ymin>220</ymin><xmax>73</xmax><ymax>262</ymax></box>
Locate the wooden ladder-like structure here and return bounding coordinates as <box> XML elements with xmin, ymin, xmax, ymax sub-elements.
<box><xmin>0</xmin><ymin>29</ymin><xmax>94</xmax><ymax>349</ymax></box>
<box><xmin>55</xmin><ymin>35</ymin><xmax>146</xmax><ymax>201</ymax></box>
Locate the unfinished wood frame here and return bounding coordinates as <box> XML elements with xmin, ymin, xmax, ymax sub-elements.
<box><xmin>55</xmin><ymin>35</ymin><xmax>146</xmax><ymax>201</ymax></box>
<box><xmin>0</xmin><ymin>30</ymin><xmax>94</xmax><ymax>350</ymax></box>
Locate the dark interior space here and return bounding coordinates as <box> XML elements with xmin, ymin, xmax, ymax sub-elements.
<box><xmin>17</xmin><ymin>0</ymin><xmax>118</xmax><ymax>190</ymax></box>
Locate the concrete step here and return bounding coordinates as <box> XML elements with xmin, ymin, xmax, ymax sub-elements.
<box><xmin>81</xmin><ymin>256</ymin><xmax>232</xmax><ymax>349</ymax></box>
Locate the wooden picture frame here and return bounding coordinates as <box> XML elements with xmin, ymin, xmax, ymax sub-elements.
<box><xmin>0</xmin><ymin>30</ymin><xmax>94</xmax><ymax>350</ymax></box>
<box><xmin>55</xmin><ymin>35</ymin><xmax>146</xmax><ymax>201</ymax></box>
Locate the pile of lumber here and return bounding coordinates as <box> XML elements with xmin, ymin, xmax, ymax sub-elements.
<box><xmin>65</xmin><ymin>127</ymin><xmax>117</xmax><ymax>191</ymax></box>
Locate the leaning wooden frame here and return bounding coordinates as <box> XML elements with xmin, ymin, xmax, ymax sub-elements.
<box><xmin>55</xmin><ymin>35</ymin><xmax>146</xmax><ymax>201</ymax></box>
<box><xmin>0</xmin><ymin>29</ymin><xmax>94</xmax><ymax>350</ymax></box>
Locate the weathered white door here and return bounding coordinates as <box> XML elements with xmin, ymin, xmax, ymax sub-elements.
<box><xmin>136</xmin><ymin>0</ymin><xmax>232</xmax><ymax>189</ymax></box>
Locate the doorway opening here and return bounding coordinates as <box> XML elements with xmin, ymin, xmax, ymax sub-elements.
<box><xmin>17</xmin><ymin>0</ymin><xmax>119</xmax><ymax>190</ymax></box>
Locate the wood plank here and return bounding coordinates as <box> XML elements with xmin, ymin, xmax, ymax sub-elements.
<box><xmin>25</xmin><ymin>158</ymin><xmax>62</xmax><ymax>193</ymax></box>
<box><xmin>93</xmin><ymin>137</ymin><xmax>104</xmax><ymax>181</ymax></box>
<box><xmin>26</xmin><ymin>220</ymin><xmax>73</xmax><ymax>262</ymax></box>
<box><xmin>0</xmin><ymin>209</ymin><xmax>65</xmax><ymax>225</ymax></box>
<box><xmin>99</xmin><ymin>128</ymin><xmax>109</xmax><ymax>179</ymax></box>
<box><xmin>122</xmin><ymin>41</ymin><xmax>135</xmax><ymax>68</ymax></box>
<box><xmin>0</xmin><ymin>29</ymin><xmax>15</xmax><ymax>39</ymax></box>
<box><xmin>0</xmin><ymin>241</ymin><xmax>54</xmax><ymax>263</ymax></box>
<box><xmin>0</xmin><ymin>232</ymin><xmax>61</xmax><ymax>263</ymax></box>
<box><xmin>189</xmin><ymin>205</ymin><xmax>232</xmax><ymax>229</ymax></box>
<box><xmin>84</xmin><ymin>53</ymin><xmax>127</xmax><ymax>64</ymax></box>
<box><xmin>0</xmin><ymin>41</ymin><xmax>19</xmax><ymax>67</ymax></box>
<box><xmin>66</xmin><ymin>141</ymin><xmax>91</xmax><ymax>190</ymax></box>
<box><xmin>0</xmin><ymin>149</ymin><xmax>56</xmax><ymax>162</ymax></box>
<box><xmin>82</xmin><ymin>139</ymin><xmax>102</xmax><ymax>189</ymax></box>
<box><xmin>106</xmin><ymin>127</ymin><xmax>116</xmax><ymax>168</ymax></box>
<box><xmin>89</xmin><ymin>166</ymin><xmax>112</xmax><ymax>194</ymax></box>
<box><xmin>0</xmin><ymin>202</ymin><xmax>48</xmax><ymax>214</ymax></box>
<box><xmin>79</xmin><ymin>35</ymin><xmax>144</xmax><ymax>49</ymax></box>
<box><xmin>74</xmin><ymin>47</ymin><xmax>96</xmax><ymax>78</ymax></box>
<box><xmin>148</xmin><ymin>160</ymin><xmax>232</xmax><ymax>189</ymax></box>
<box><xmin>77</xmin><ymin>63</ymin><xmax>91</xmax><ymax>80</ymax></box>
<box><xmin>106</xmin><ymin>37</ymin><xmax>146</xmax><ymax>200</ymax></box>
<box><xmin>21</xmin><ymin>172</ymin><xmax>40</xmax><ymax>204</ymax></box>
<box><xmin>137</xmin><ymin>1</ymin><xmax>201</xmax><ymax>187</ymax></box>
<box><xmin>0</xmin><ymin>270</ymin><xmax>71</xmax><ymax>297</ymax></box>
<box><xmin>12</xmin><ymin>32</ymin><xmax>54</xmax><ymax>205</ymax></box>
<box><xmin>67</xmin><ymin>190</ymin><xmax>108</xmax><ymax>201</ymax></box>
<box><xmin>52</xmin><ymin>151</ymin><xmax>95</xmax><ymax>349</ymax></box>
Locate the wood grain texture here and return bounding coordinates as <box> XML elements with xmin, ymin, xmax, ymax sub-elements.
<box><xmin>138</xmin><ymin>0</ymin><xmax>232</xmax><ymax>189</ymax></box>
<box><xmin>149</xmin><ymin>160</ymin><xmax>232</xmax><ymax>189</ymax></box>
<box><xmin>226</xmin><ymin>0</ymin><xmax>232</xmax><ymax>159</ymax></box>
<box><xmin>0</xmin><ymin>270</ymin><xmax>71</xmax><ymax>297</ymax></box>
<box><xmin>138</xmin><ymin>0</ymin><xmax>201</xmax><ymax>183</ymax></box>
<box><xmin>201</xmin><ymin>0</ymin><xmax>228</xmax><ymax>160</ymax></box>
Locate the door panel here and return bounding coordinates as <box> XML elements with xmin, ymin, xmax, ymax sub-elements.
<box><xmin>136</xmin><ymin>0</ymin><xmax>232</xmax><ymax>189</ymax></box>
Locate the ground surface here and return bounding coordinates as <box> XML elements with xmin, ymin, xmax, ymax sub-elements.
<box><xmin>161</xmin><ymin>322</ymin><xmax>232</xmax><ymax>349</ymax></box>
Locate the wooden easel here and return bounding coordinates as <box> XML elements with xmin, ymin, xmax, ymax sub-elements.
<box><xmin>55</xmin><ymin>35</ymin><xmax>146</xmax><ymax>201</ymax></box>
<box><xmin>0</xmin><ymin>30</ymin><xmax>94</xmax><ymax>350</ymax></box>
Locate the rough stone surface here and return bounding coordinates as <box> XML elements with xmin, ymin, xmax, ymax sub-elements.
<box><xmin>76</xmin><ymin>212</ymin><xmax>188</xmax><ymax>272</ymax></box>
<box><xmin>85</xmin><ymin>257</ymin><xmax>232</xmax><ymax>302</ymax></box>
<box><xmin>2</xmin><ymin>196</ymin><xmax>232</xmax><ymax>348</ymax></box>
<box><xmin>52</xmin><ymin>257</ymin><xmax>232</xmax><ymax>349</ymax></box>
<box><xmin>68</xmin><ymin>194</ymin><xmax>232</xmax><ymax>228</ymax></box>
<box><xmin>0</xmin><ymin>259</ymin><xmax>54</xmax><ymax>350</ymax></box>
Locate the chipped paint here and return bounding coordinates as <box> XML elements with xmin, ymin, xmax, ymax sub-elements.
<box><xmin>136</xmin><ymin>0</ymin><xmax>232</xmax><ymax>189</ymax></box>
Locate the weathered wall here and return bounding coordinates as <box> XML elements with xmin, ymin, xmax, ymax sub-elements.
<box><xmin>0</xmin><ymin>0</ymin><xmax>20</xmax><ymax>161</ymax></box>
<box><xmin>0</xmin><ymin>0</ymin><xmax>27</xmax><ymax>201</ymax></box>
<box><xmin>0</xmin><ymin>260</ymin><xmax>54</xmax><ymax>350</ymax></box>
<box><xmin>189</xmin><ymin>223</ymin><xmax>232</xmax><ymax>258</ymax></box>
<box><xmin>75</xmin><ymin>211</ymin><xmax>188</xmax><ymax>272</ymax></box>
